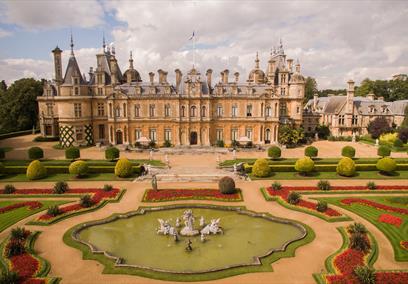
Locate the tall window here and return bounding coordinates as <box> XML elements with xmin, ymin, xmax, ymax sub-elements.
<box><xmin>231</xmin><ymin>105</ymin><xmax>237</xmax><ymax>117</ymax></box>
<box><xmin>98</xmin><ymin>124</ymin><xmax>105</xmax><ymax>139</ymax></box>
<box><xmin>115</xmin><ymin>107</ymin><xmax>120</xmax><ymax>117</ymax></box>
<box><xmin>231</xmin><ymin>128</ymin><xmax>238</xmax><ymax>141</ymax></box>
<box><xmin>164</xmin><ymin>129</ymin><xmax>172</xmax><ymax>141</ymax></box>
<box><xmin>216</xmin><ymin>129</ymin><xmax>223</xmax><ymax>141</ymax></box>
<box><xmin>352</xmin><ymin>115</ymin><xmax>358</xmax><ymax>125</ymax></box>
<box><xmin>245</xmin><ymin>128</ymin><xmax>253</xmax><ymax>140</ymax></box>
<box><xmin>280</xmin><ymin>88</ymin><xmax>285</xmax><ymax>96</ymax></box>
<box><xmin>181</xmin><ymin>106</ymin><xmax>186</xmax><ymax>117</ymax></box>
<box><xmin>97</xmin><ymin>74</ymin><xmax>103</xmax><ymax>84</ymax></box>
<box><xmin>134</xmin><ymin>104</ymin><xmax>140</xmax><ymax>117</ymax></box>
<box><xmin>339</xmin><ymin>115</ymin><xmax>345</xmax><ymax>125</ymax></box>
<box><xmin>46</xmin><ymin>103</ymin><xmax>53</xmax><ymax>116</ymax></box>
<box><xmin>246</xmin><ymin>104</ymin><xmax>252</xmax><ymax>117</ymax></box>
<box><xmin>296</xmin><ymin>106</ymin><xmax>300</xmax><ymax>114</ymax></box>
<box><xmin>97</xmin><ymin>103</ymin><xmax>105</xmax><ymax>116</ymax></box>
<box><xmin>281</xmin><ymin>74</ymin><xmax>286</xmax><ymax>84</ymax></box>
<box><xmin>165</xmin><ymin>104</ymin><xmax>171</xmax><ymax>117</ymax></box>
<box><xmin>97</xmin><ymin>88</ymin><xmax>103</xmax><ymax>96</ymax></box>
<box><xmin>135</xmin><ymin>129</ymin><xmax>142</xmax><ymax>140</ymax></box>
<box><xmin>75</xmin><ymin>126</ymin><xmax>83</xmax><ymax>141</ymax></box>
<box><xmin>265</xmin><ymin>106</ymin><xmax>272</xmax><ymax>117</ymax></box>
<box><xmin>74</xmin><ymin>103</ymin><xmax>82</xmax><ymax>118</ymax></box>
<box><xmin>74</xmin><ymin>87</ymin><xmax>79</xmax><ymax>95</ymax></box>
<box><xmin>109</xmin><ymin>103</ymin><xmax>113</xmax><ymax>117</ymax></box>
<box><xmin>123</xmin><ymin>103</ymin><xmax>127</xmax><ymax>117</ymax></box>
<box><xmin>216</xmin><ymin>105</ymin><xmax>223</xmax><ymax>117</ymax></box>
<box><xmin>190</xmin><ymin>106</ymin><xmax>196</xmax><ymax>117</ymax></box>
<box><xmin>201</xmin><ymin>106</ymin><xmax>206</xmax><ymax>117</ymax></box>
<box><xmin>149</xmin><ymin>104</ymin><xmax>155</xmax><ymax>117</ymax></box>
<box><xmin>149</xmin><ymin>129</ymin><xmax>157</xmax><ymax>141</ymax></box>
<box><xmin>279</xmin><ymin>103</ymin><xmax>287</xmax><ymax>116</ymax></box>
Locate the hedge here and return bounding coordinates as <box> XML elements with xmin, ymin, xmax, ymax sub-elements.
<box><xmin>2</xmin><ymin>165</ymin><xmax>142</xmax><ymax>175</ymax></box>
<box><xmin>0</xmin><ymin>129</ymin><xmax>40</xmax><ymax>140</ymax></box>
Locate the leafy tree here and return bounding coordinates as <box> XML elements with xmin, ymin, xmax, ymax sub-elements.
<box><xmin>316</xmin><ymin>124</ymin><xmax>330</xmax><ymax>139</ymax></box>
<box><xmin>355</xmin><ymin>78</ymin><xmax>374</xmax><ymax>97</ymax></box>
<box><xmin>304</xmin><ymin>76</ymin><xmax>318</xmax><ymax>103</ymax></box>
<box><xmin>0</xmin><ymin>78</ymin><xmax>43</xmax><ymax>134</ymax></box>
<box><xmin>0</xmin><ymin>80</ymin><xmax>7</xmax><ymax>93</ymax></box>
<box><xmin>317</xmin><ymin>88</ymin><xmax>346</xmax><ymax>97</ymax></box>
<box><xmin>367</xmin><ymin>117</ymin><xmax>392</xmax><ymax>139</ymax></box>
<box><xmin>278</xmin><ymin>125</ymin><xmax>304</xmax><ymax>146</ymax></box>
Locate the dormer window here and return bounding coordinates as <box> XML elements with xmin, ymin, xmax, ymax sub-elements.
<box><xmin>382</xmin><ymin>106</ymin><xmax>388</xmax><ymax>113</ymax></box>
<box><xmin>74</xmin><ymin>78</ymin><xmax>79</xmax><ymax>85</ymax></box>
<box><xmin>369</xmin><ymin>106</ymin><xmax>375</xmax><ymax>113</ymax></box>
<box><xmin>74</xmin><ymin>87</ymin><xmax>79</xmax><ymax>95</ymax></box>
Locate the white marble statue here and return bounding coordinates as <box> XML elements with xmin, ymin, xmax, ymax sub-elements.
<box><xmin>175</xmin><ymin>217</ymin><xmax>181</xmax><ymax>228</ymax></box>
<box><xmin>200</xmin><ymin>218</ymin><xmax>223</xmax><ymax>235</ymax></box>
<box><xmin>199</xmin><ymin>216</ymin><xmax>205</xmax><ymax>227</ymax></box>
<box><xmin>200</xmin><ymin>233</ymin><xmax>206</xmax><ymax>242</ymax></box>
<box><xmin>180</xmin><ymin>210</ymin><xmax>199</xmax><ymax>236</ymax></box>
<box><xmin>157</xmin><ymin>219</ymin><xmax>177</xmax><ymax>236</ymax></box>
<box><xmin>232</xmin><ymin>149</ymin><xmax>236</xmax><ymax>160</ymax></box>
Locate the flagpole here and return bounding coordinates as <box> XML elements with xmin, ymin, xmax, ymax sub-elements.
<box><xmin>193</xmin><ymin>33</ymin><xmax>196</xmax><ymax>69</ymax></box>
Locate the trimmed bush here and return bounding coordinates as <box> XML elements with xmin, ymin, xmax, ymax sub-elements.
<box><xmin>28</xmin><ymin>146</ymin><xmax>44</xmax><ymax>160</ymax></box>
<box><xmin>354</xmin><ymin>266</ymin><xmax>376</xmax><ymax>284</ymax></box>
<box><xmin>367</xmin><ymin>181</ymin><xmax>376</xmax><ymax>190</ymax></box>
<box><xmin>114</xmin><ymin>158</ymin><xmax>133</xmax><ymax>178</ymax></box>
<box><xmin>376</xmin><ymin>157</ymin><xmax>397</xmax><ymax>175</ymax></box>
<box><xmin>304</xmin><ymin>146</ymin><xmax>318</xmax><ymax>158</ymax></box>
<box><xmin>10</xmin><ymin>227</ymin><xmax>28</xmax><ymax>241</ymax></box>
<box><xmin>336</xmin><ymin>157</ymin><xmax>356</xmax><ymax>177</ymax></box>
<box><xmin>317</xmin><ymin>180</ymin><xmax>331</xmax><ymax>191</ymax></box>
<box><xmin>80</xmin><ymin>194</ymin><xmax>94</xmax><ymax>207</ymax></box>
<box><xmin>252</xmin><ymin>158</ymin><xmax>271</xmax><ymax>177</ymax></box>
<box><xmin>0</xmin><ymin>148</ymin><xmax>5</xmax><ymax>159</ymax></box>
<box><xmin>287</xmin><ymin>191</ymin><xmax>301</xmax><ymax>205</ymax></box>
<box><xmin>350</xmin><ymin>232</ymin><xmax>370</xmax><ymax>253</ymax></box>
<box><xmin>103</xmin><ymin>184</ymin><xmax>113</xmax><ymax>192</ymax></box>
<box><xmin>105</xmin><ymin>147</ymin><xmax>120</xmax><ymax>161</ymax></box>
<box><xmin>294</xmin><ymin>157</ymin><xmax>314</xmax><ymax>176</ymax></box>
<box><xmin>316</xmin><ymin>201</ymin><xmax>328</xmax><ymax>212</ymax></box>
<box><xmin>26</xmin><ymin>160</ymin><xmax>47</xmax><ymax>180</ymax></box>
<box><xmin>65</xmin><ymin>147</ymin><xmax>80</xmax><ymax>160</ymax></box>
<box><xmin>271</xmin><ymin>181</ymin><xmax>282</xmax><ymax>191</ymax></box>
<box><xmin>377</xmin><ymin>145</ymin><xmax>391</xmax><ymax>157</ymax></box>
<box><xmin>3</xmin><ymin>184</ymin><xmax>15</xmax><ymax>194</ymax></box>
<box><xmin>347</xmin><ymin>222</ymin><xmax>368</xmax><ymax>235</ymax></box>
<box><xmin>69</xmin><ymin>160</ymin><xmax>89</xmax><ymax>178</ymax></box>
<box><xmin>267</xmin><ymin>146</ymin><xmax>281</xmax><ymax>159</ymax></box>
<box><xmin>341</xmin><ymin>146</ymin><xmax>356</xmax><ymax>158</ymax></box>
<box><xmin>163</xmin><ymin>140</ymin><xmax>172</xmax><ymax>148</ymax></box>
<box><xmin>216</xmin><ymin>140</ymin><xmax>224</xmax><ymax>147</ymax></box>
<box><xmin>218</xmin><ymin>176</ymin><xmax>236</xmax><ymax>194</ymax></box>
<box><xmin>47</xmin><ymin>205</ymin><xmax>61</xmax><ymax>216</ymax></box>
<box><xmin>394</xmin><ymin>138</ymin><xmax>404</xmax><ymax>148</ymax></box>
<box><xmin>53</xmin><ymin>181</ymin><xmax>68</xmax><ymax>194</ymax></box>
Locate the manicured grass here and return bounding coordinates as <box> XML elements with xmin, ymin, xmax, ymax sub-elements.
<box><xmin>63</xmin><ymin>205</ymin><xmax>315</xmax><ymax>282</ymax></box>
<box><xmin>359</xmin><ymin>139</ymin><xmax>408</xmax><ymax>152</ymax></box>
<box><xmin>0</xmin><ymin>173</ymin><xmax>137</xmax><ymax>182</ymax></box>
<box><xmin>0</xmin><ymin>200</ymin><xmax>69</xmax><ymax>232</ymax></box>
<box><xmin>316</xmin><ymin>196</ymin><xmax>408</xmax><ymax>261</ymax></box>
<box><xmin>1</xmin><ymin>159</ymin><xmax>164</xmax><ymax>167</ymax></box>
<box><xmin>249</xmin><ymin>170</ymin><xmax>408</xmax><ymax>180</ymax></box>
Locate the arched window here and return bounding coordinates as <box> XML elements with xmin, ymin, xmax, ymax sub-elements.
<box><xmin>201</xmin><ymin>106</ymin><xmax>206</xmax><ymax>117</ymax></box>
<box><xmin>190</xmin><ymin>106</ymin><xmax>196</xmax><ymax>117</ymax></box>
<box><xmin>266</xmin><ymin>106</ymin><xmax>272</xmax><ymax>117</ymax></box>
<box><xmin>134</xmin><ymin>104</ymin><xmax>140</xmax><ymax>117</ymax></box>
<box><xmin>181</xmin><ymin>106</ymin><xmax>186</xmax><ymax>117</ymax></box>
<box><xmin>165</xmin><ymin>104</ymin><xmax>171</xmax><ymax>117</ymax></box>
<box><xmin>115</xmin><ymin>107</ymin><xmax>120</xmax><ymax>117</ymax></box>
<box><xmin>149</xmin><ymin>104</ymin><xmax>155</xmax><ymax>117</ymax></box>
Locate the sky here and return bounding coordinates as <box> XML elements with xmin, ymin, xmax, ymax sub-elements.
<box><xmin>0</xmin><ymin>0</ymin><xmax>407</xmax><ymax>89</ymax></box>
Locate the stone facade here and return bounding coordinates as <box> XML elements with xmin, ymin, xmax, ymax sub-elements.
<box><xmin>304</xmin><ymin>80</ymin><xmax>408</xmax><ymax>136</ymax></box>
<box><xmin>38</xmin><ymin>38</ymin><xmax>305</xmax><ymax>147</ymax></box>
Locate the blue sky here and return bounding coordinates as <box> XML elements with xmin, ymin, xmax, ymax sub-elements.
<box><xmin>0</xmin><ymin>0</ymin><xmax>407</xmax><ymax>89</ymax></box>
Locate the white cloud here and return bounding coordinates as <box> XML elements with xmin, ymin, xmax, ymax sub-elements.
<box><xmin>0</xmin><ymin>58</ymin><xmax>52</xmax><ymax>83</ymax></box>
<box><xmin>0</xmin><ymin>27</ymin><xmax>11</xmax><ymax>38</ymax></box>
<box><xmin>0</xmin><ymin>0</ymin><xmax>104</xmax><ymax>29</ymax></box>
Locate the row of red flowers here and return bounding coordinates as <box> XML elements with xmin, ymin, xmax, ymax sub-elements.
<box><xmin>341</xmin><ymin>198</ymin><xmax>408</xmax><ymax>215</ymax></box>
<box><xmin>401</xmin><ymin>241</ymin><xmax>408</xmax><ymax>250</ymax></box>
<box><xmin>0</xmin><ymin>201</ymin><xmax>43</xmax><ymax>214</ymax></box>
<box><xmin>37</xmin><ymin>188</ymin><xmax>120</xmax><ymax>221</ymax></box>
<box><xmin>265</xmin><ymin>187</ymin><xmax>342</xmax><ymax>217</ymax></box>
<box><xmin>143</xmin><ymin>189</ymin><xmax>242</xmax><ymax>202</ymax></box>
<box><xmin>275</xmin><ymin>185</ymin><xmax>408</xmax><ymax>192</ymax></box>
<box><xmin>378</xmin><ymin>214</ymin><xmax>403</xmax><ymax>227</ymax></box>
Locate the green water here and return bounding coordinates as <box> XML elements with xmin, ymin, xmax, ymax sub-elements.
<box><xmin>79</xmin><ymin>208</ymin><xmax>303</xmax><ymax>272</ymax></box>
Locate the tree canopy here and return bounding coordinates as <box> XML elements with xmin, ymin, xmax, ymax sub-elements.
<box><xmin>304</xmin><ymin>77</ymin><xmax>318</xmax><ymax>103</ymax></box>
<box><xmin>0</xmin><ymin>78</ymin><xmax>43</xmax><ymax>134</ymax></box>
<box><xmin>355</xmin><ymin>76</ymin><xmax>408</xmax><ymax>101</ymax></box>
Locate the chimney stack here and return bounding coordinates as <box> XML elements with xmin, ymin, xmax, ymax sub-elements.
<box><xmin>206</xmin><ymin>69</ymin><xmax>213</xmax><ymax>90</ymax></box>
<box><xmin>367</xmin><ymin>93</ymin><xmax>375</xmax><ymax>100</ymax></box>
<box><xmin>157</xmin><ymin>69</ymin><xmax>168</xmax><ymax>84</ymax></box>
<box><xmin>149</xmin><ymin>72</ymin><xmax>155</xmax><ymax>84</ymax></box>
<box><xmin>175</xmin><ymin>69</ymin><xmax>182</xmax><ymax>92</ymax></box>
<box><xmin>287</xmin><ymin>59</ymin><xmax>293</xmax><ymax>72</ymax></box>
<box><xmin>222</xmin><ymin>69</ymin><xmax>229</xmax><ymax>84</ymax></box>
<box><xmin>347</xmin><ymin>79</ymin><xmax>355</xmax><ymax>91</ymax></box>
<box><xmin>234</xmin><ymin>72</ymin><xmax>239</xmax><ymax>83</ymax></box>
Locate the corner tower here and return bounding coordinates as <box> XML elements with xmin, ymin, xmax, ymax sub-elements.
<box><xmin>52</xmin><ymin>46</ymin><xmax>63</xmax><ymax>84</ymax></box>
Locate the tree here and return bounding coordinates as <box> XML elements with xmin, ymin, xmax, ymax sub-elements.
<box><xmin>367</xmin><ymin>117</ymin><xmax>392</xmax><ymax>139</ymax></box>
<box><xmin>0</xmin><ymin>78</ymin><xmax>43</xmax><ymax>134</ymax></box>
<box><xmin>355</xmin><ymin>78</ymin><xmax>373</xmax><ymax>97</ymax></box>
<box><xmin>304</xmin><ymin>77</ymin><xmax>318</xmax><ymax>103</ymax></box>
<box><xmin>0</xmin><ymin>80</ymin><xmax>7</xmax><ymax>93</ymax></box>
<box><xmin>278</xmin><ymin>125</ymin><xmax>304</xmax><ymax>146</ymax></box>
<box><xmin>317</xmin><ymin>88</ymin><xmax>346</xmax><ymax>97</ymax></box>
<box><xmin>401</xmin><ymin>105</ymin><xmax>408</xmax><ymax>129</ymax></box>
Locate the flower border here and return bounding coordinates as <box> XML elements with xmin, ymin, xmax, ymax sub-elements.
<box><xmin>142</xmin><ymin>188</ymin><xmax>243</xmax><ymax>202</ymax></box>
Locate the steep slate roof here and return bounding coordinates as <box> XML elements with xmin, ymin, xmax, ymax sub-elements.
<box><xmin>390</xmin><ymin>100</ymin><xmax>408</xmax><ymax>115</ymax></box>
<box><xmin>63</xmin><ymin>55</ymin><xmax>85</xmax><ymax>85</ymax></box>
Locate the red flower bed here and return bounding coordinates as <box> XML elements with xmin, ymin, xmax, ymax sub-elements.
<box><xmin>21</xmin><ymin>279</ymin><xmax>45</xmax><ymax>284</ymax></box>
<box><xmin>10</xmin><ymin>253</ymin><xmax>39</xmax><ymax>280</ymax></box>
<box><xmin>37</xmin><ymin>188</ymin><xmax>120</xmax><ymax>221</ymax></box>
<box><xmin>341</xmin><ymin>198</ymin><xmax>408</xmax><ymax>215</ymax></box>
<box><xmin>143</xmin><ymin>189</ymin><xmax>242</xmax><ymax>202</ymax></box>
<box><xmin>376</xmin><ymin>272</ymin><xmax>408</xmax><ymax>284</ymax></box>
<box><xmin>266</xmin><ymin>187</ymin><xmax>342</xmax><ymax>217</ymax></box>
<box><xmin>378</xmin><ymin>214</ymin><xmax>403</xmax><ymax>227</ymax></box>
<box><xmin>281</xmin><ymin>185</ymin><xmax>408</xmax><ymax>191</ymax></box>
<box><xmin>400</xmin><ymin>241</ymin><xmax>408</xmax><ymax>250</ymax></box>
<box><xmin>0</xmin><ymin>201</ymin><xmax>42</xmax><ymax>214</ymax></box>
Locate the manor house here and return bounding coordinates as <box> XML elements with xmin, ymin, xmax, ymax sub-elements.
<box><xmin>38</xmin><ymin>38</ymin><xmax>305</xmax><ymax>147</ymax></box>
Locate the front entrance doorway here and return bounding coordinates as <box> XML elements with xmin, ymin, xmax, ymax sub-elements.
<box><xmin>190</xmin><ymin>131</ymin><xmax>198</xmax><ymax>145</ymax></box>
<box><xmin>116</xmin><ymin>130</ymin><xmax>123</xmax><ymax>145</ymax></box>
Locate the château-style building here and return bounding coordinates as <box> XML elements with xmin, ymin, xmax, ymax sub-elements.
<box><xmin>303</xmin><ymin>80</ymin><xmax>408</xmax><ymax>136</ymax></box>
<box><xmin>38</xmin><ymin>37</ymin><xmax>305</xmax><ymax>147</ymax></box>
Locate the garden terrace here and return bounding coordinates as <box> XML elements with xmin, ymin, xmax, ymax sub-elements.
<box><xmin>142</xmin><ymin>188</ymin><xmax>243</xmax><ymax>202</ymax></box>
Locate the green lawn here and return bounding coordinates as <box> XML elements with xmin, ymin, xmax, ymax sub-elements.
<box><xmin>315</xmin><ymin>196</ymin><xmax>408</xmax><ymax>261</ymax></box>
<box><xmin>1</xmin><ymin>159</ymin><xmax>164</xmax><ymax>167</ymax></box>
<box><xmin>0</xmin><ymin>173</ymin><xmax>137</xmax><ymax>182</ymax></box>
<box><xmin>249</xmin><ymin>170</ymin><xmax>408</xmax><ymax>180</ymax></box>
<box><xmin>0</xmin><ymin>200</ymin><xmax>69</xmax><ymax>232</ymax></box>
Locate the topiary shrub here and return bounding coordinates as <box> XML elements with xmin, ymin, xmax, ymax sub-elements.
<box><xmin>10</xmin><ymin>227</ymin><xmax>29</xmax><ymax>241</ymax></box>
<box><xmin>350</xmin><ymin>232</ymin><xmax>370</xmax><ymax>253</ymax></box>
<box><xmin>354</xmin><ymin>266</ymin><xmax>376</xmax><ymax>284</ymax></box>
<box><xmin>367</xmin><ymin>181</ymin><xmax>376</xmax><ymax>190</ymax></box>
<box><xmin>316</xmin><ymin>200</ymin><xmax>328</xmax><ymax>212</ymax></box>
<box><xmin>287</xmin><ymin>191</ymin><xmax>301</xmax><ymax>205</ymax></box>
<box><xmin>65</xmin><ymin>147</ymin><xmax>80</xmax><ymax>160</ymax></box>
<box><xmin>69</xmin><ymin>160</ymin><xmax>89</xmax><ymax>178</ymax></box>
<box><xmin>252</xmin><ymin>158</ymin><xmax>271</xmax><ymax>177</ymax></box>
<box><xmin>47</xmin><ymin>205</ymin><xmax>61</xmax><ymax>217</ymax></box>
<box><xmin>80</xmin><ymin>194</ymin><xmax>94</xmax><ymax>208</ymax></box>
<box><xmin>3</xmin><ymin>184</ymin><xmax>15</xmax><ymax>194</ymax></box>
<box><xmin>376</xmin><ymin>157</ymin><xmax>397</xmax><ymax>175</ymax></box>
<box><xmin>317</xmin><ymin>180</ymin><xmax>331</xmax><ymax>191</ymax></box>
<box><xmin>393</xmin><ymin>138</ymin><xmax>404</xmax><ymax>148</ymax></box>
<box><xmin>347</xmin><ymin>222</ymin><xmax>368</xmax><ymax>235</ymax></box>
<box><xmin>341</xmin><ymin>146</ymin><xmax>355</xmax><ymax>158</ymax></box>
<box><xmin>294</xmin><ymin>157</ymin><xmax>314</xmax><ymax>176</ymax></box>
<box><xmin>0</xmin><ymin>148</ymin><xmax>5</xmax><ymax>160</ymax></box>
<box><xmin>218</xmin><ymin>176</ymin><xmax>236</xmax><ymax>194</ymax></box>
<box><xmin>53</xmin><ymin>181</ymin><xmax>68</xmax><ymax>194</ymax></box>
<box><xmin>271</xmin><ymin>181</ymin><xmax>282</xmax><ymax>191</ymax></box>
<box><xmin>216</xmin><ymin>140</ymin><xmax>224</xmax><ymax>147</ymax></box>
<box><xmin>26</xmin><ymin>160</ymin><xmax>47</xmax><ymax>180</ymax></box>
<box><xmin>28</xmin><ymin>146</ymin><xmax>44</xmax><ymax>160</ymax></box>
<box><xmin>377</xmin><ymin>145</ymin><xmax>391</xmax><ymax>157</ymax></box>
<box><xmin>5</xmin><ymin>239</ymin><xmax>25</xmax><ymax>257</ymax></box>
<box><xmin>114</xmin><ymin>158</ymin><xmax>133</xmax><ymax>178</ymax></box>
<box><xmin>336</xmin><ymin>157</ymin><xmax>356</xmax><ymax>177</ymax></box>
<box><xmin>304</xmin><ymin>146</ymin><xmax>318</xmax><ymax>158</ymax></box>
<box><xmin>103</xmin><ymin>184</ymin><xmax>113</xmax><ymax>192</ymax></box>
<box><xmin>267</xmin><ymin>146</ymin><xmax>281</xmax><ymax>160</ymax></box>
<box><xmin>105</xmin><ymin>147</ymin><xmax>120</xmax><ymax>161</ymax></box>
<box><xmin>163</xmin><ymin>140</ymin><xmax>172</xmax><ymax>148</ymax></box>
